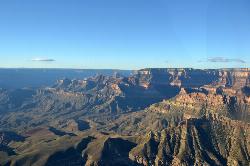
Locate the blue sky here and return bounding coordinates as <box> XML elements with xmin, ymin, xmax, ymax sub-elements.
<box><xmin>0</xmin><ymin>0</ymin><xmax>249</xmax><ymax>69</ymax></box>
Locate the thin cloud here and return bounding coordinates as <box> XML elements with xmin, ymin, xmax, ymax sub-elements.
<box><xmin>32</xmin><ymin>58</ymin><xmax>56</xmax><ymax>62</ymax></box>
<box><xmin>199</xmin><ymin>57</ymin><xmax>246</xmax><ymax>63</ymax></box>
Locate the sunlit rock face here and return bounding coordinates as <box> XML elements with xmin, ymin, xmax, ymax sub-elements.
<box><xmin>129</xmin><ymin>116</ymin><xmax>250</xmax><ymax>166</ymax></box>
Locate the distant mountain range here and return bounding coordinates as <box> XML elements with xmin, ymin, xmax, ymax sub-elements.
<box><xmin>0</xmin><ymin>68</ymin><xmax>132</xmax><ymax>89</ymax></box>
<box><xmin>0</xmin><ymin>68</ymin><xmax>249</xmax><ymax>166</ymax></box>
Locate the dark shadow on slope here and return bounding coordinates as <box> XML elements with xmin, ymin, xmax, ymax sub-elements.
<box><xmin>113</xmin><ymin>84</ymin><xmax>180</xmax><ymax>114</ymax></box>
<box><xmin>100</xmin><ymin>138</ymin><xmax>139</xmax><ymax>166</ymax></box>
<box><xmin>242</xmin><ymin>86</ymin><xmax>250</xmax><ymax>97</ymax></box>
<box><xmin>185</xmin><ymin>87</ymin><xmax>209</xmax><ymax>95</ymax></box>
<box><xmin>76</xmin><ymin>120</ymin><xmax>90</xmax><ymax>131</ymax></box>
<box><xmin>0</xmin><ymin>131</ymin><xmax>25</xmax><ymax>157</ymax></box>
<box><xmin>45</xmin><ymin>136</ymin><xmax>95</xmax><ymax>166</ymax></box>
<box><xmin>48</xmin><ymin>127</ymin><xmax>76</xmax><ymax>136</ymax></box>
<box><xmin>0</xmin><ymin>145</ymin><xmax>16</xmax><ymax>156</ymax></box>
<box><xmin>0</xmin><ymin>131</ymin><xmax>25</xmax><ymax>144</ymax></box>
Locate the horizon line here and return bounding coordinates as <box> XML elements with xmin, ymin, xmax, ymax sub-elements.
<box><xmin>0</xmin><ymin>67</ymin><xmax>249</xmax><ymax>70</ymax></box>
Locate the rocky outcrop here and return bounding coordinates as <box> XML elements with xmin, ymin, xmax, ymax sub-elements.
<box><xmin>134</xmin><ymin>68</ymin><xmax>250</xmax><ymax>89</ymax></box>
<box><xmin>147</xmin><ymin>86</ymin><xmax>250</xmax><ymax>122</ymax></box>
<box><xmin>129</xmin><ymin>116</ymin><xmax>250</xmax><ymax>166</ymax></box>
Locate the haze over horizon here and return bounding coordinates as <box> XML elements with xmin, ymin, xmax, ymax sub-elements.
<box><xmin>0</xmin><ymin>0</ymin><xmax>250</xmax><ymax>69</ymax></box>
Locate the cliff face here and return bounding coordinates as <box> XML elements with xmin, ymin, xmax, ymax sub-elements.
<box><xmin>129</xmin><ymin>116</ymin><xmax>250</xmax><ymax>166</ymax></box>
<box><xmin>134</xmin><ymin>68</ymin><xmax>250</xmax><ymax>89</ymax></box>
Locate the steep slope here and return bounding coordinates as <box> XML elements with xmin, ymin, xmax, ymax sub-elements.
<box><xmin>129</xmin><ymin>116</ymin><xmax>250</xmax><ymax>166</ymax></box>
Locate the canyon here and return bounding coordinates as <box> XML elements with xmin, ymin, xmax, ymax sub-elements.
<box><xmin>0</xmin><ymin>68</ymin><xmax>249</xmax><ymax>166</ymax></box>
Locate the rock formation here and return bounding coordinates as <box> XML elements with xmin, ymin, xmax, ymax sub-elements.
<box><xmin>0</xmin><ymin>68</ymin><xmax>249</xmax><ymax>166</ymax></box>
